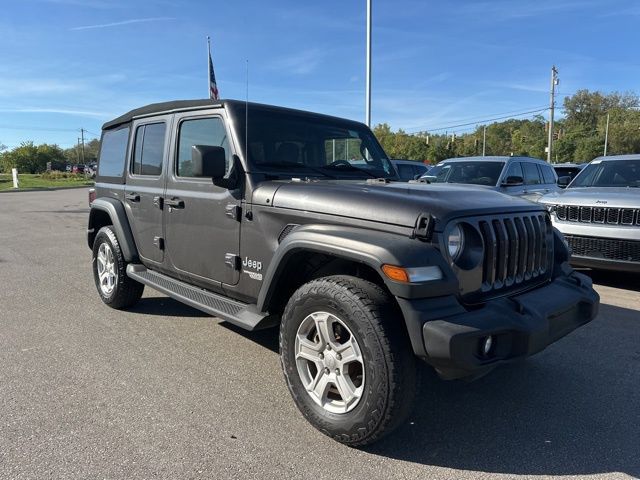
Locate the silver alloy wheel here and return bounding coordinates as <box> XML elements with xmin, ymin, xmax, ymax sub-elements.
<box><xmin>295</xmin><ymin>311</ymin><xmax>365</xmax><ymax>414</ymax></box>
<box><xmin>96</xmin><ymin>242</ymin><xmax>117</xmax><ymax>296</ymax></box>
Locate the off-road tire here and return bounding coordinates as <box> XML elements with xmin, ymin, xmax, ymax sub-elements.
<box><xmin>280</xmin><ymin>275</ymin><xmax>416</xmax><ymax>446</ymax></box>
<box><xmin>92</xmin><ymin>226</ymin><xmax>144</xmax><ymax>309</ymax></box>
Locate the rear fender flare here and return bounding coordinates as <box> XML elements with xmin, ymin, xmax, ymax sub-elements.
<box><xmin>88</xmin><ymin>198</ymin><xmax>138</xmax><ymax>262</ymax></box>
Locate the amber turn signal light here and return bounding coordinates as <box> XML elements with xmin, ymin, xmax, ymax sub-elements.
<box><xmin>381</xmin><ymin>264</ymin><xmax>410</xmax><ymax>283</ymax></box>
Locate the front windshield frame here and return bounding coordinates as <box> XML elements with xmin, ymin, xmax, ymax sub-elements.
<box><xmin>569</xmin><ymin>160</ymin><xmax>640</xmax><ymax>188</ymax></box>
<box><xmin>234</xmin><ymin>109</ymin><xmax>396</xmax><ymax>180</ymax></box>
<box><xmin>426</xmin><ymin>161</ymin><xmax>506</xmax><ymax>186</ymax></box>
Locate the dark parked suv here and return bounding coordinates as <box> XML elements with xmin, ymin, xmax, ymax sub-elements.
<box><xmin>88</xmin><ymin>99</ymin><xmax>598</xmax><ymax>446</ymax></box>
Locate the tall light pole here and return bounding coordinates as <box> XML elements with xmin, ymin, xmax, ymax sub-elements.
<box><xmin>546</xmin><ymin>65</ymin><xmax>559</xmax><ymax>163</ymax></box>
<box><xmin>604</xmin><ymin>112</ymin><xmax>610</xmax><ymax>156</ymax></box>
<box><xmin>365</xmin><ymin>0</ymin><xmax>372</xmax><ymax>127</ymax></box>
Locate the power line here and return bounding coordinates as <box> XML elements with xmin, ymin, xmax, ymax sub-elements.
<box><xmin>411</xmin><ymin>105</ymin><xmax>549</xmax><ymax>131</ymax></box>
<box><xmin>408</xmin><ymin>107</ymin><xmax>550</xmax><ymax>133</ymax></box>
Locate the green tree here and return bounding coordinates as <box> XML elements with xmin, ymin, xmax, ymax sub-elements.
<box><xmin>0</xmin><ymin>142</ymin><xmax>66</xmax><ymax>174</ymax></box>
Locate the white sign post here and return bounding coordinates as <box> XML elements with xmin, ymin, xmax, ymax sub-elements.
<box><xmin>11</xmin><ymin>168</ymin><xmax>19</xmax><ymax>189</ymax></box>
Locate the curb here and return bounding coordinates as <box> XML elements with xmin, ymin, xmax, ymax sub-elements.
<box><xmin>0</xmin><ymin>184</ymin><xmax>94</xmax><ymax>194</ymax></box>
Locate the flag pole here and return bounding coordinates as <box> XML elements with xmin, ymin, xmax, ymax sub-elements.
<box><xmin>207</xmin><ymin>36</ymin><xmax>211</xmax><ymax>99</ymax></box>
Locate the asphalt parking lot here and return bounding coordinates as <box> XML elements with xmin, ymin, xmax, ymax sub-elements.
<box><xmin>1</xmin><ymin>188</ymin><xmax>638</xmax><ymax>480</ymax></box>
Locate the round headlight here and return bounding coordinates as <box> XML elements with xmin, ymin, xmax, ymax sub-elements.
<box><xmin>447</xmin><ymin>224</ymin><xmax>464</xmax><ymax>261</ymax></box>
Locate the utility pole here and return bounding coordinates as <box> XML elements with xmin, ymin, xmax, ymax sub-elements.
<box><xmin>604</xmin><ymin>112</ymin><xmax>610</xmax><ymax>156</ymax></box>
<box><xmin>546</xmin><ymin>65</ymin><xmax>559</xmax><ymax>163</ymax></box>
<box><xmin>76</xmin><ymin>138</ymin><xmax>81</xmax><ymax>163</ymax></box>
<box><xmin>80</xmin><ymin>128</ymin><xmax>86</xmax><ymax>164</ymax></box>
<box><xmin>365</xmin><ymin>0</ymin><xmax>372</xmax><ymax>127</ymax></box>
<box><xmin>482</xmin><ymin>125</ymin><xmax>487</xmax><ymax>156</ymax></box>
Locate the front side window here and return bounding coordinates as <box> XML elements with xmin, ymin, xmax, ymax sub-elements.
<box><xmin>504</xmin><ymin>162</ymin><xmax>524</xmax><ymax>181</ymax></box>
<box><xmin>570</xmin><ymin>160</ymin><xmax>640</xmax><ymax>188</ymax></box>
<box><xmin>522</xmin><ymin>162</ymin><xmax>542</xmax><ymax>185</ymax></box>
<box><xmin>177</xmin><ymin>117</ymin><xmax>230</xmax><ymax>177</ymax></box>
<box><xmin>427</xmin><ymin>161</ymin><xmax>505</xmax><ymax>186</ymax></box>
<box><xmin>131</xmin><ymin>122</ymin><xmax>166</xmax><ymax>176</ymax></box>
<box><xmin>98</xmin><ymin>126</ymin><xmax>130</xmax><ymax>178</ymax></box>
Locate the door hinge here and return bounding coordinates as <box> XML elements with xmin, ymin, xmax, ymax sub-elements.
<box><xmin>153</xmin><ymin>236</ymin><xmax>165</xmax><ymax>250</ymax></box>
<box><xmin>153</xmin><ymin>196</ymin><xmax>163</xmax><ymax>210</ymax></box>
<box><xmin>224</xmin><ymin>253</ymin><xmax>241</xmax><ymax>270</ymax></box>
<box><xmin>225</xmin><ymin>204</ymin><xmax>242</xmax><ymax>221</ymax></box>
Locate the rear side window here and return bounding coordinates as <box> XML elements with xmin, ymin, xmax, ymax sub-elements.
<box><xmin>540</xmin><ymin>164</ymin><xmax>556</xmax><ymax>184</ymax></box>
<box><xmin>414</xmin><ymin>164</ymin><xmax>428</xmax><ymax>176</ymax></box>
<box><xmin>131</xmin><ymin>123</ymin><xmax>166</xmax><ymax>176</ymax></box>
<box><xmin>522</xmin><ymin>162</ymin><xmax>542</xmax><ymax>185</ymax></box>
<box><xmin>98</xmin><ymin>126</ymin><xmax>130</xmax><ymax>178</ymax></box>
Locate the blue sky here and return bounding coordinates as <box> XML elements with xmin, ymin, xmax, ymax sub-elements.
<box><xmin>1</xmin><ymin>0</ymin><xmax>639</xmax><ymax>150</ymax></box>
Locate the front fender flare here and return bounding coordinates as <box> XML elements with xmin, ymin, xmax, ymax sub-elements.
<box><xmin>256</xmin><ymin>224</ymin><xmax>457</xmax><ymax>312</ymax></box>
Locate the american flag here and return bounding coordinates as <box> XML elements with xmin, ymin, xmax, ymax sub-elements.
<box><xmin>209</xmin><ymin>51</ymin><xmax>219</xmax><ymax>100</ymax></box>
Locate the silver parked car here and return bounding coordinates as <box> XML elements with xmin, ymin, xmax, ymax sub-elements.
<box><xmin>539</xmin><ymin>155</ymin><xmax>640</xmax><ymax>272</ymax></box>
<box><xmin>421</xmin><ymin>156</ymin><xmax>560</xmax><ymax>201</ymax></box>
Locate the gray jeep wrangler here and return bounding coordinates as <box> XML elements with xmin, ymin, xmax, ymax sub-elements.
<box><xmin>88</xmin><ymin>99</ymin><xmax>599</xmax><ymax>446</ymax></box>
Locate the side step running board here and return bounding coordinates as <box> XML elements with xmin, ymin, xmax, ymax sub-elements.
<box><xmin>126</xmin><ymin>264</ymin><xmax>277</xmax><ymax>331</ymax></box>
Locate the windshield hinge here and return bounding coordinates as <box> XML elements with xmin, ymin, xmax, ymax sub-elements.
<box><xmin>365</xmin><ymin>177</ymin><xmax>390</xmax><ymax>184</ymax></box>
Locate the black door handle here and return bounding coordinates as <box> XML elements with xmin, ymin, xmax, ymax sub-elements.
<box><xmin>165</xmin><ymin>198</ymin><xmax>185</xmax><ymax>209</ymax></box>
<box><xmin>126</xmin><ymin>192</ymin><xmax>140</xmax><ymax>202</ymax></box>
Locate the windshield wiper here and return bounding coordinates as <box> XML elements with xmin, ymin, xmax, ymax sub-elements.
<box><xmin>253</xmin><ymin>162</ymin><xmax>336</xmax><ymax>179</ymax></box>
<box><xmin>321</xmin><ymin>163</ymin><xmax>380</xmax><ymax>178</ymax></box>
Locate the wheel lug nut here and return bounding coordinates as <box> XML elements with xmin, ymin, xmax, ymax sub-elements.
<box><xmin>335</xmin><ymin>369</ymin><xmax>340</xmax><ymax>375</ymax></box>
<box><xmin>326</xmin><ymin>344</ymin><xmax>331</xmax><ymax>350</ymax></box>
<box><xmin>336</xmin><ymin>353</ymin><xmax>342</xmax><ymax>360</ymax></box>
<box><xmin>324</xmin><ymin>367</ymin><xmax>330</xmax><ymax>375</ymax></box>
<box><xmin>319</xmin><ymin>353</ymin><xmax>324</xmax><ymax>359</ymax></box>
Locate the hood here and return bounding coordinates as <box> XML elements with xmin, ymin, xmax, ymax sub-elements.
<box><xmin>253</xmin><ymin>180</ymin><xmax>543</xmax><ymax>229</ymax></box>
<box><xmin>539</xmin><ymin>187</ymin><xmax>640</xmax><ymax>208</ymax></box>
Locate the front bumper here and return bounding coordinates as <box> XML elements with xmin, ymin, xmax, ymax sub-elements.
<box><xmin>397</xmin><ymin>271</ymin><xmax>599</xmax><ymax>380</ymax></box>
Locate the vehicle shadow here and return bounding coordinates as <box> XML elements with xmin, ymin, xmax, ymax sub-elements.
<box><xmin>363</xmin><ymin>302</ymin><xmax>640</xmax><ymax>477</ymax></box>
<box><xmin>219</xmin><ymin>322</ymin><xmax>280</xmax><ymax>354</ymax></box>
<box><xmin>128</xmin><ymin>297</ymin><xmax>208</xmax><ymax>318</ymax></box>
<box><xmin>578</xmin><ymin>268</ymin><xmax>640</xmax><ymax>292</ymax></box>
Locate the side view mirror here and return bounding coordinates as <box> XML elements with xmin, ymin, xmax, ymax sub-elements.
<box><xmin>191</xmin><ymin>145</ymin><xmax>227</xmax><ymax>179</ymax></box>
<box><xmin>421</xmin><ymin>175</ymin><xmax>437</xmax><ymax>183</ymax></box>
<box><xmin>501</xmin><ymin>175</ymin><xmax>524</xmax><ymax>186</ymax></box>
<box><xmin>557</xmin><ymin>175</ymin><xmax>571</xmax><ymax>187</ymax></box>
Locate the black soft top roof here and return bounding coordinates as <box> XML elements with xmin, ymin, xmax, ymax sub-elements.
<box><xmin>102</xmin><ymin>99</ymin><xmax>366</xmax><ymax>131</ymax></box>
<box><xmin>102</xmin><ymin>99</ymin><xmax>223</xmax><ymax>130</ymax></box>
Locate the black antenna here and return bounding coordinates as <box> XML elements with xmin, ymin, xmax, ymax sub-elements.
<box><xmin>245</xmin><ymin>59</ymin><xmax>248</xmax><ymax>166</ymax></box>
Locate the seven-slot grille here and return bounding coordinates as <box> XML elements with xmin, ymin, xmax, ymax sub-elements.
<box><xmin>477</xmin><ymin>213</ymin><xmax>552</xmax><ymax>292</ymax></box>
<box><xmin>565</xmin><ymin>235</ymin><xmax>640</xmax><ymax>262</ymax></box>
<box><xmin>556</xmin><ymin>205</ymin><xmax>640</xmax><ymax>226</ymax></box>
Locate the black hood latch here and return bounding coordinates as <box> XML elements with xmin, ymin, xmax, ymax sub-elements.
<box><xmin>414</xmin><ymin>213</ymin><xmax>435</xmax><ymax>241</ymax></box>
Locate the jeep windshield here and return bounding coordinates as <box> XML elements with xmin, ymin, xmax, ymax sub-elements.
<box><xmin>570</xmin><ymin>159</ymin><xmax>640</xmax><ymax>188</ymax></box>
<box><xmin>237</xmin><ymin>109</ymin><xmax>396</xmax><ymax>179</ymax></box>
<box><xmin>425</xmin><ymin>161</ymin><xmax>505</xmax><ymax>186</ymax></box>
